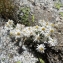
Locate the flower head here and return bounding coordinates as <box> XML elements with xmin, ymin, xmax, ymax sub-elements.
<box><xmin>5</xmin><ymin>24</ymin><xmax>13</xmax><ymax>30</ymax></box>
<box><xmin>48</xmin><ymin>37</ymin><xmax>57</xmax><ymax>46</ymax></box>
<box><xmin>8</xmin><ymin>19</ymin><xmax>13</xmax><ymax>25</ymax></box>
<box><xmin>36</xmin><ymin>44</ymin><xmax>45</xmax><ymax>53</ymax></box>
<box><xmin>10</xmin><ymin>30</ymin><xmax>15</xmax><ymax>37</ymax></box>
<box><xmin>5</xmin><ymin>19</ymin><xmax>14</xmax><ymax>30</ymax></box>
<box><xmin>16</xmin><ymin>23</ymin><xmax>25</xmax><ymax>30</ymax></box>
<box><xmin>33</xmin><ymin>34</ymin><xmax>40</xmax><ymax>42</ymax></box>
<box><xmin>42</xmin><ymin>27</ymin><xmax>46</xmax><ymax>31</ymax></box>
<box><xmin>15</xmin><ymin>29</ymin><xmax>22</xmax><ymax>39</ymax></box>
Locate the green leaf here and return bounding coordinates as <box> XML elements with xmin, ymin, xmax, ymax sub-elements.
<box><xmin>24</xmin><ymin>14</ymin><xmax>29</xmax><ymax>17</ymax></box>
<box><xmin>18</xmin><ymin>7</ymin><xmax>31</xmax><ymax>26</ymax></box>
<box><xmin>25</xmin><ymin>7</ymin><xmax>30</xmax><ymax>11</ymax></box>
<box><xmin>59</xmin><ymin>12</ymin><xmax>63</xmax><ymax>17</ymax></box>
<box><xmin>32</xmin><ymin>15</ymin><xmax>35</xmax><ymax>22</ymax></box>
<box><xmin>39</xmin><ymin>58</ymin><xmax>45</xmax><ymax>63</ymax></box>
<box><xmin>54</xmin><ymin>2</ymin><xmax>63</xmax><ymax>10</ymax></box>
<box><xmin>16</xmin><ymin>61</ymin><xmax>21</xmax><ymax>63</ymax></box>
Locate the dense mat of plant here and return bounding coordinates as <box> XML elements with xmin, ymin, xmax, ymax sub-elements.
<box><xmin>4</xmin><ymin>19</ymin><xmax>58</xmax><ymax>54</ymax></box>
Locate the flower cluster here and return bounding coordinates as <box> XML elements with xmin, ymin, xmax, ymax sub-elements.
<box><xmin>4</xmin><ymin>19</ymin><xmax>58</xmax><ymax>53</ymax></box>
<box><xmin>4</xmin><ymin>19</ymin><xmax>14</xmax><ymax>30</ymax></box>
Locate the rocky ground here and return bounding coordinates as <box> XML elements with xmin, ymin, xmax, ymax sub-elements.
<box><xmin>0</xmin><ymin>0</ymin><xmax>63</xmax><ymax>63</ymax></box>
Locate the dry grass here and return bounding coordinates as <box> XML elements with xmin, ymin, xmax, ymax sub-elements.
<box><xmin>0</xmin><ymin>0</ymin><xmax>17</xmax><ymax>20</ymax></box>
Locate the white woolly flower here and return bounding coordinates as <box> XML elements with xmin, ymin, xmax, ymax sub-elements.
<box><xmin>7</xmin><ymin>19</ymin><xmax>14</xmax><ymax>25</ymax></box>
<box><xmin>46</xmin><ymin>22</ymin><xmax>54</xmax><ymax>27</ymax></box>
<box><xmin>16</xmin><ymin>23</ymin><xmax>22</xmax><ymax>30</ymax></box>
<box><xmin>48</xmin><ymin>37</ymin><xmax>57</xmax><ymax>46</ymax></box>
<box><xmin>39</xmin><ymin>20</ymin><xmax>46</xmax><ymax>27</ymax></box>
<box><xmin>36</xmin><ymin>44</ymin><xmax>45</xmax><ymax>53</ymax></box>
<box><xmin>41</xmin><ymin>27</ymin><xmax>46</xmax><ymax>32</ymax></box>
<box><xmin>22</xmin><ymin>27</ymin><xmax>35</xmax><ymax>37</ymax></box>
<box><xmin>16</xmin><ymin>23</ymin><xmax>25</xmax><ymax>30</ymax></box>
<box><xmin>21</xmin><ymin>24</ymin><xmax>25</xmax><ymax>29</ymax></box>
<box><xmin>33</xmin><ymin>34</ymin><xmax>40</xmax><ymax>42</ymax></box>
<box><xmin>15</xmin><ymin>29</ymin><xmax>22</xmax><ymax>38</ymax></box>
<box><xmin>48</xmin><ymin>28</ymin><xmax>54</xmax><ymax>35</ymax></box>
<box><xmin>45</xmin><ymin>24</ymin><xmax>52</xmax><ymax>29</ymax></box>
<box><xmin>50</xmin><ymin>23</ymin><xmax>55</xmax><ymax>27</ymax></box>
<box><xmin>27</xmin><ymin>27</ymin><xmax>35</xmax><ymax>36</ymax></box>
<box><xmin>22</xmin><ymin>27</ymin><xmax>30</xmax><ymax>37</ymax></box>
<box><xmin>5</xmin><ymin>24</ymin><xmax>13</xmax><ymax>30</ymax></box>
<box><xmin>10</xmin><ymin>30</ymin><xmax>15</xmax><ymax>37</ymax></box>
<box><xmin>33</xmin><ymin>25</ymin><xmax>40</xmax><ymax>31</ymax></box>
<box><xmin>45</xmin><ymin>27</ymin><xmax>54</xmax><ymax>36</ymax></box>
<box><xmin>44</xmin><ymin>32</ymin><xmax>50</xmax><ymax>37</ymax></box>
<box><xmin>5</xmin><ymin>19</ymin><xmax>14</xmax><ymax>30</ymax></box>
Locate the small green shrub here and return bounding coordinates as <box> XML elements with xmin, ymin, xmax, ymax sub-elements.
<box><xmin>18</xmin><ymin>6</ymin><xmax>34</xmax><ymax>26</ymax></box>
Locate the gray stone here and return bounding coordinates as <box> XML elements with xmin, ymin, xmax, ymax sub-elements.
<box><xmin>0</xmin><ymin>37</ymin><xmax>1</xmax><ymax>43</ymax></box>
<box><xmin>60</xmin><ymin>0</ymin><xmax>63</xmax><ymax>4</ymax></box>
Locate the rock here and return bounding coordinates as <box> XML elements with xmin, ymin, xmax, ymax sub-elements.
<box><xmin>22</xmin><ymin>0</ymin><xmax>28</xmax><ymax>4</ymax></box>
<box><xmin>60</xmin><ymin>0</ymin><xmax>63</xmax><ymax>4</ymax></box>
<box><xmin>34</xmin><ymin>0</ymin><xmax>40</xmax><ymax>6</ymax></box>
